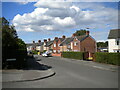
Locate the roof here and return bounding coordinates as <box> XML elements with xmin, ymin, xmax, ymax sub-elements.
<box><xmin>60</xmin><ymin>37</ymin><xmax>74</xmax><ymax>46</ymax></box>
<box><xmin>54</xmin><ymin>38</ymin><xmax>65</xmax><ymax>43</ymax></box>
<box><xmin>76</xmin><ymin>35</ymin><xmax>88</xmax><ymax>41</ymax></box>
<box><xmin>26</xmin><ymin>42</ymin><xmax>44</xmax><ymax>47</ymax></box>
<box><xmin>36</xmin><ymin>42</ymin><xmax>44</xmax><ymax>46</ymax></box>
<box><xmin>45</xmin><ymin>40</ymin><xmax>54</xmax><ymax>47</ymax></box>
<box><xmin>60</xmin><ymin>35</ymin><xmax>89</xmax><ymax>46</ymax></box>
<box><xmin>108</xmin><ymin>29</ymin><xmax>120</xmax><ymax>39</ymax></box>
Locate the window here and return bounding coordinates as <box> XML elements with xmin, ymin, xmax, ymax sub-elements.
<box><xmin>58</xmin><ymin>50</ymin><xmax>60</xmax><ymax>53</ymax></box>
<box><xmin>68</xmin><ymin>45</ymin><xmax>70</xmax><ymax>48</ymax></box>
<box><xmin>114</xmin><ymin>50</ymin><xmax>120</xmax><ymax>53</ymax></box>
<box><xmin>53</xmin><ymin>50</ymin><xmax>56</xmax><ymax>53</ymax></box>
<box><xmin>116</xmin><ymin>39</ymin><xmax>119</xmax><ymax>45</ymax></box>
<box><xmin>54</xmin><ymin>44</ymin><xmax>56</xmax><ymax>47</ymax></box>
<box><xmin>58</xmin><ymin>44</ymin><xmax>60</xmax><ymax>46</ymax></box>
<box><xmin>74</xmin><ymin>42</ymin><xmax>78</xmax><ymax>46</ymax></box>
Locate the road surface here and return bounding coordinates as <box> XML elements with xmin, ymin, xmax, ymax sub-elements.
<box><xmin>3</xmin><ymin>55</ymin><xmax>118</xmax><ymax>88</ymax></box>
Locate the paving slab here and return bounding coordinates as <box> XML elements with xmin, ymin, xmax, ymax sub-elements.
<box><xmin>2</xmin><ymin>69</ymin><xmax>55</xmax><ymax>82</ymax></box>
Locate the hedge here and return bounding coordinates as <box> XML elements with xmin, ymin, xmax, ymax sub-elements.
<box><xmin>2</xmin><ymin>49</ymin><xmax>27</xmax><ymax>69</ymax></box>
<box><xmin>95</xmin><ymin>52</ymin><xmax>120</xmax><ymax>65</ymax></box>
<box><xmin>62</xmin><ymin>51</ymin><xmax>84</xmax><ymax>60</ymax></box>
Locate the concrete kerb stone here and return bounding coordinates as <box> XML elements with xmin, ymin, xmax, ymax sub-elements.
<box><xmin>2</xmin><ymin>69</ymin><xmax>55</xmax><ymax>83</ymax></box>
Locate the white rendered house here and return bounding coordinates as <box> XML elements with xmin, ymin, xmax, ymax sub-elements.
<box><xmin>108</xmin><ymin>29</ymin><xmax>120</xmax><ymax>53</ymax></box>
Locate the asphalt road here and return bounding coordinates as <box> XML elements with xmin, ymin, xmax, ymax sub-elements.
<box><xmin>3</xmin><ymin>55</ymin><xmax>118</xmax><ymax>88</ymax></box>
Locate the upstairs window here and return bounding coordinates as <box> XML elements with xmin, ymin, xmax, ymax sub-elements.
<box><xmin>116</xmin><ymin>39</ymin><xmax>119</xmax><ymax>45</ymax></box>
<box><xmin>54</xmin><ymin>44</ymin><xmax>56</xmax><ymax>47</ymax></box>
<box><xmin>74</xmin><ymin>42</ymin><xmax>78</xmax><ymax>46</ymax></box>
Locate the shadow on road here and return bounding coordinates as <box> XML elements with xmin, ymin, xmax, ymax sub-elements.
<box><xmin>3</xmin><ymin>56</ymin><xmax>52</xmax><ymax>71</ymax></box>
<box><xmin>23</xmin><ymin>56</ymin><xmax>52</xmax><ymax>70</ymax></box>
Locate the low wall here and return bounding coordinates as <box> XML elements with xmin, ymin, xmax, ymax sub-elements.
<box><xmin>52</xmin><ymin>53</ymin><xmax>61</xmax><ymax>56</ymax></box>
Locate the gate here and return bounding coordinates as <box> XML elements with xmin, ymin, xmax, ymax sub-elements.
<box><xmin>83</xmin><ymin>52</ymin><xmax>94</xmax><ymax>60</ymax></box>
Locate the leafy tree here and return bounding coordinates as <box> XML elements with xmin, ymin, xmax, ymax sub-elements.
<box><xmin>97</xmin><ymin>41</ymin><xmax>108</xmax><ymax>47</ymax></box>
<box><xmin>75</xmin><ymin>29</ymin><xmax>86</xmax><ymax>36</ymax></box>
<box><xmin>1</xmin><ymin>17</ymin><xmax>27</xmax><ymax>68</ymax></box>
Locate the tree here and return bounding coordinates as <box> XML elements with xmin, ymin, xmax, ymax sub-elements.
<box><xmin>75</xmin><ymin>29</ymin><xmax>86</xmax><ymax>36</ymax></box>
<box><xmin>2</xmin><ymin>17</ymin><xmax>27</xmax><ymax>68</ymax></box>
<box><xmin>97</xmin><ymin>41</ymin><xmax>108</xmax><ymax>47</ymax></box>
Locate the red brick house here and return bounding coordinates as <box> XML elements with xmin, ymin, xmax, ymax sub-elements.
<box><xmin>52</xmin><ymin>36</ymin><xmax>66</xmax><ymax>54</ymax></box>
<box><xmin>60</xmin><ymin>31</ymin><xmax>97</xmax><ymax>53</ymax></box>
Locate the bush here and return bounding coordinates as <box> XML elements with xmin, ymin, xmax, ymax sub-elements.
<box><xmin>32</xmin><ymin>50</ymin><xmax>38</xmax><ymax>55</ymax></box>
<box><xmin>95</xmin><ymin>52</ymin><xmax>120</xmax><ymax>65</ymax></box>
<box><xmin>62</xmin><ymin>51</ymin><xmax>84</xmax><ymax>60</ymax></box>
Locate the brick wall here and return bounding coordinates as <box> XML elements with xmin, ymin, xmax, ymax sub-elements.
<box><xmin>80</xmin><ymin>36</ymin><xmax>96</xmax><ymax>53</ymax></box>
<box><xmin>72</xmin><ymin>38</ymin><xmax>80</xmax><ymax>52</ymax></box>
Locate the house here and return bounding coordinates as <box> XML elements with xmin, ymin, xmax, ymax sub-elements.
<box><xmin>52</xmin><ymin>36</ymin><xmax>66</xmax><ymax>53</ymax></box>
<box><xmin>44</xmin><ymin>38</ymin><xmax>54</xmax><ymax>52</ymax></box>
<box><xmin>26</xmin><ymin>40</ymin><xmax>44</xmax><ymax>52</ymax></box>
<box><xmin>108</xmin><ymin>29</ymin><xmax>120</xmax><ymax>52</ymax></box>
<box><xmin>60</xmin><ymin>31</ymin><xmax>97</xmax><ymax>53</ymax></box>
<box><xmin>26</xmin><ymin>41</ymin><xmax>36</xmax><ymax>51</ymax></box>
<box><xmin>36</xmin><ymin>40</ymin><xmax>44</xmax><ymax>52</ymax></box>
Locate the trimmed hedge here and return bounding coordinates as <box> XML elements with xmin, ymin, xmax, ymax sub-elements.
<box><xmin>62</xmin><ymin>51</ymin><xmax>84</xmax><ymax>60</ymax></box>
<box><xmin>2</xmin><ymin>49</ymin><xmax>27</xmax><ymax>69</ymax></box>
<box><xmin>95</xmin><ymin>52</ymin><xmax>120</xmax><ymax>65</ymax></box>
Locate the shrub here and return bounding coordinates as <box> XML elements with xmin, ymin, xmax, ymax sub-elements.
<box><xmin>95</xmin><ymin>52</ymin><xmax>120</xmax><ymax>65</ymax></box>
<box><xmin>32</xmin><ymin>50</ymin><xmax>38</xmax><ymax>55</ymax></box>
<box><xmin>62</xmin><ymin>51</ymin><xmax>84</xmax><ymax>60</ymax></box>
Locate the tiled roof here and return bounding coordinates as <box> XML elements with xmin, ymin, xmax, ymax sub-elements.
<box><xmin>36</xmin><ymin>42</ymin><xmax>44</xmax><ymax>46</ymax></box>
<box><xmin>108</xmin><ymin>29</ymin><xmax>120</xmax><ymax>39</ymax></box>
<box><xmin>76</xmin><ymin>35</ymin><xmax>88</xmax><ymax>41</ymax></box>
<box><xmin>60</xmin><ymin>35</ymin><xmax>89</xmax><ymax>46</ymax></box>
<box><xmin>45</xmin><ymin>40</ymin><xmax>54</xmax><ymax>47</ymax></box>
<box><xmin>60</xmin><ymin>37</ymin><xmax>74</xmax><ymax>46</ymax></box>
<box><xmin>26</xmin><ymin>42</ymin><xmax>44</xmax><ymax>47</ymax></box>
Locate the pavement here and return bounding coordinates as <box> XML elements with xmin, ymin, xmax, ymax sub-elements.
<box><xmin>2</xmin><ymin>56</ymin><xmax>55</xmax><ymax>83</ymax></box>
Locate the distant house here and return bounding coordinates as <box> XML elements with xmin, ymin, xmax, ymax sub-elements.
<box><xmin>108</xmin><ymin>29</ymin><xmax>120</xmax><ymax>52</ymax></box>
<box><xmin>52</xmin><ymin>36</ymin><xmax>66</xmax><ymax>53</ymax></box>
<box><xmin>26</xmin><ymin>40</ymin><xmax>44</xmax><ymax>52</ymax></box>
<box><xmin>26</xmin><ymin>41</ymin><xmax>36</xmax><ymax>51</ymax></box>
<box><xmin>60</xmin><ymin>31</ymin><xmax>97</xmax><ymax>53</ymax></box>
<box><xmin>44</xmin><ymin>38</ymin><xmax>54</xmax><ymax>52</ymax></box>
<box><xmin>36</xmin><ymin>40</ymin><xmax>44</xmax><ymax>52</ymax></box>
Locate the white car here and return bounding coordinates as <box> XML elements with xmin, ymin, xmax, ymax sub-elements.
<box><xmin>42</xmin><ymin>51</ymin><xmax>52</xmax><ymax>57</ymax></box>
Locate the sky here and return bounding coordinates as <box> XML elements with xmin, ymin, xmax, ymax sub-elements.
<box><xmin>2</xmin><ymin>0</ymin><xmax>119</xmax><ymax>43</ymax></box>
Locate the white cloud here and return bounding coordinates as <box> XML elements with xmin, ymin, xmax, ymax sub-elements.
<box><xmin>13</xmin><ymin>1</ymin><xmax>118</xmax><ymax>36</ymax></box>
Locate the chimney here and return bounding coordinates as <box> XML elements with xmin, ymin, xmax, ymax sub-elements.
<box><xmin>62</xmin><ymin>35</ymin><xmax>66</xmax><ymax>39</ymax></box>
<box><xmin>38</xmin><ymin>40</ymin><xmax>41</xmax><ymax>43</ymax></box>
<box><xmin>44</xmin><ymin>39</ymin><xmax>47</xmax><ymax>42</ymax></box>
<box><xmin>33</xmin><ymin>41</ymin><xmax>35</xmax><ymax>43</ymax></box>
<box><xmin>86</xmin><ymin>31</ymin><xmax>90</xmax><ymax>35</ymax></box>
<box><xmin>54</xmin><ymin>37</ymin><xmax>58</xmax><ymax>39</ymax></box>
<box><xmin>48</xmin><ymin>38</ymin><xmax>51</xmax><ymax>41</ymax></box>
<box><xmin>72</xmin><ymin>33</ymin><xmax>76</xmax><ymax>37</ymax></box>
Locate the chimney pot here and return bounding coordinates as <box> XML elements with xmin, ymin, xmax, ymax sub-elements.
<box><xmin>48</xmin><ymin>38</ymin><xmax>51</xmax><ymax>41</ymax></box>
<box><xmin>38</xmin><ymin>40</ymin><xmax>41</xmax><ymax>43</ymax></box>
<box><xmin>86</xmin><ymin>31</ymin><xmax>90</xmax><ymax>35</ymax></box>
<box><xmin>44</xmin><ymin>39</ymin><xmax>47</xmax><ymax>42</ymax></box>
<box><xmin>62</xmin><ymin>35</ymin><xmax>66</xmax><ymax>39</ymax></box>
<box><xmin>54</xmin><ymin>37</ymin><xmax>58</xmax><ymax>39</ymax></box>
<box><xmin>33</xmin><ymin>41</ymin><xmax>35</xmax><ymax>43</ymax></box>
<box><xmin>72</xmin><ymin>33</ymin><xmax>76</xmax><ymax>37</ymax></box>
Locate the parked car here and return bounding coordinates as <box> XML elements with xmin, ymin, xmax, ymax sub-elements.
<box><xmin>42</xmin><ymin>51</ymin><xmax>52</xmax><ymax>57</ymax></box>
<box><xmin>27</xmin><ymin>51</ymin><xmax>33</xmax><ymax>58</ymax></box>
